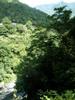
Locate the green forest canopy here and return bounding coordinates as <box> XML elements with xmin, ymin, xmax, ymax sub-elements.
<box><xmin>0</xmin><ymin>1</ymin><xmax>75</xmax><ymax>99</ymax></box>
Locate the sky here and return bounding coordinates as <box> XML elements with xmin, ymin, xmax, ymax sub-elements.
<box><xmin>19</xmin><ymin>0</ymin><xmax>75</xmax><ymax>7</ymax></box>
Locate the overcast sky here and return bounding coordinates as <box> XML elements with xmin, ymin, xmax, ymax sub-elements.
<box><xmin>19</xmin><ymin>0</ymin><xmax>75</xmax><ymax>7</ymax></box>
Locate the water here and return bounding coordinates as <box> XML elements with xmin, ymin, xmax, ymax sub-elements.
<box><xmin>0</xmin><ymin>82</ymin><xmax>15</xmax><ymax>100</ymax></box>
<box><xmin>0</xmin><ymin>91</ymin><xmax>13</xmax><ymax>100</ymax></box>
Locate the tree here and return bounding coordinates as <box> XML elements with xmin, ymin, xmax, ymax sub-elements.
<box><xmin>2</xmin><ymin>17</ymin><xmax>17</xmax><ymax>34</ymax></box>
<box><xmin>16</xmin><ymin>17</ymin><xmax>75</xmax><ymax>100</ymax></box>
<box><xmin>51</xmin><ymin>6</ymin><xmax>72</xmax><ymax>33</ymax></box>
<box><xmin>0</xmin><ymin>25</ymin><xmax>8</xmax><ymax>35</ymax></box>
<box><xmin>16</xmin><ymin>27</ymin><xmax>61</xmax><ymax>99</ymax></box>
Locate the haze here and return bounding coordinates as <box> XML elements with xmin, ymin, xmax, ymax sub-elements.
<box><xmin>19</xmin><ymin>0</ymin><xmax>75</xmax><ymax>7</ymax></box>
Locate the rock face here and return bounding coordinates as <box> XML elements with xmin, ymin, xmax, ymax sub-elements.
<box><xmin>0</xmin><ymin>81</ymin><xmax>27</xmax><ymax>99</ymax></box>
<box><xmin>0</xmin><ymin>81</ymin><xmax>15</xmax><ymax>93</ymax></box>
<box><xmin>5</xmin><ymin>82</ymin><xmax>15</xmax><ymax>89</ymax></box>
<box><xmin>0</xmin><ymin>81</ymin><xmax>15</xmax><ymax>100</ymax></box>
<box><xmin>4</xmin><ymin>82</ymin><xmax>15</xmax><ymax>92</ymax></box>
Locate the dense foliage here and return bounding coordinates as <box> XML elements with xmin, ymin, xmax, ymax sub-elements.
<box><xmin>16</xmin><ymin>6</ymin><xmax>75</xmax><ymax>100</ymax></box>
<box><xmin>0</xmin><ymin>1</ymin><xmax>75</xmax><ymax>100</ymax></box>
<box><xmin>0</xmin><ymin>17</ymin><xmax>34</xmax><ymax>82</ymax></box>
<box><xmin>40</xmin><ymin>90</ymin><xmax>75</xmax><ymax>100</ymax></box>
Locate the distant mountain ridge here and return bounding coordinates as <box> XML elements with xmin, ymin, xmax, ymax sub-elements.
<box><xmin>0</xmin><ymin>0</ymin><xmax>50</xmax><ymax>27</ymax></box>
<box><xmin>36</xmin><ymin>2</ymin><xmax>75</xmax><ymax>16</ymax></box>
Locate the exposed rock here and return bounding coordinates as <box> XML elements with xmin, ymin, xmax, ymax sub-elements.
<box><xmin>5</xmin><ymin>82</ymin><xmax>15</xmax><ymax>89</ymax></box>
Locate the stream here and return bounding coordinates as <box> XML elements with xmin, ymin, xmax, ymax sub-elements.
<box><xmin>0</xmin><ymin>82</ymin><xmax>27</xmax><ymax>100</ymax></box>
<box><xmin>0</xmin><ymin>82</ymin><xmax>15</xmax><ymax>100</ymax></box>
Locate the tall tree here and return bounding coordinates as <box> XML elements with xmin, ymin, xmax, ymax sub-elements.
<box><xmin>51</xmin><ymin>6</ymin><xmax>72</xmax><ymax>33</ymax></box>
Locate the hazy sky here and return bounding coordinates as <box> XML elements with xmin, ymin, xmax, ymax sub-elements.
<box><xmin>19</xmin><ymin>0</ymin><xmax>75</xmax><ymax>7</ymax></box>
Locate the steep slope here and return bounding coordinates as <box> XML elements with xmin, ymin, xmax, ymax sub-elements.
<box><xmin>0</xmin><ymin>1</ymin><xmax>50</xmax><ymax>27</ymax></box>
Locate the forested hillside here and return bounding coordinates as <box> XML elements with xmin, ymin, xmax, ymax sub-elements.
<box><xmin>0</xmin><ymin>0</ymin><xmax>75</xmax><ymax>100</ymax></box>
<box><xmin>0</xmin><ymin>18</ymin><xmax>34</xmax><ymax>82</ymax></box>
<box><xmin>0</xmin><ymin>0</ymin><xmax>50</xmax><ymax>27</ymax></box>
